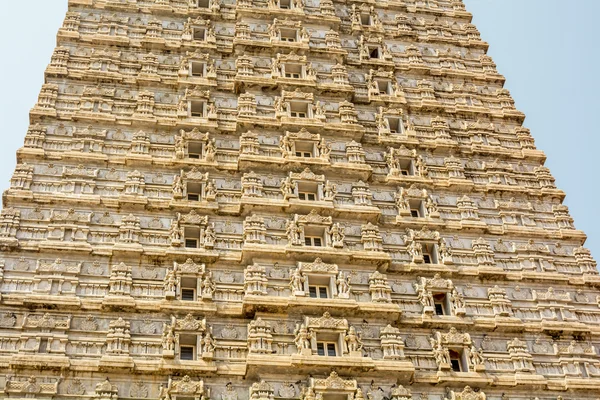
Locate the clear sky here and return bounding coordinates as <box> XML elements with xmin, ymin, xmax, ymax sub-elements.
<box><xmin>0</xmin><ymin>1</ymin><xmax>598</xmax><ymax>259</ymax></box>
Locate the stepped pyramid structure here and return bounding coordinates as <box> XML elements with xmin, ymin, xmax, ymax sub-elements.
<box><xmin>1</xmin><ymin>0</ymin><xmax>600</xmax><ymax>399</ymax></box>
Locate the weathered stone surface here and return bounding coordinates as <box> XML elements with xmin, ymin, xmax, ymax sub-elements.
<box><xmin>0</xmin><ymin>0</ymin><xmax>597</xmax><ymax>398</ymax></box>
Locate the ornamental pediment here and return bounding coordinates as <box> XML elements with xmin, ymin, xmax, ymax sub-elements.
<box><xmin>449</xmin><ymin>386</ymin><xmax>486</xmax><ymax>400</ymax></box>
<box><xmin>62</xmin><ymin>165</ymin><xmax>98</xmax><ymax>178</ymax></box>
<box><xmin>404</xmin><ymin>227</ymin><xmax>440</xmax><ymax>242</ymax></box>
<box><xmin>298</xmin><ymin>258</ymin><xmax>338</xmax><ymax>274</ymax></box>
<box><xmin>182</xmin><ymin>167</ymin><xmax>210</xmax><ymax>181</ymax></box>
<box><xmin>179</xmin><ymin>210</ymin><xmax>209</xmax><ymax>225</ymax></box>
<box><xmin>272</xmin><ymin>18</ymin><xmax>303</xmax><ymax>29</ymax></box>
<box><xmin>286</xmin><ymin>128</ymin><xmax>319</xmax><ymax>141</ymax></box>
<box><xmin>36</xmin><ymin>258</ymin><xmax>81</xmax><ymax>274</ymax></box>
<box><xmin>183</xmin><ymin>87</ymin><xmax>211</xmax><ymax>100</ymax></box>
<box><xmin>434</xmin><ymin>327</ymin><xmax>472</xmax><ymax>346</ymax></box>
<box><xmin>290</xmin><ymin>168</ymin><xmax>324</xmax><ymax>182</ymax></box>
<box><xmin>310</xmin><ymin>371</ymin><xmax>357</xmax><ymax>391</ymax></box>
<box><xmin>179</xmin><ymin>128</ymin><xmax>209</xmax><ymax>141</ymax></box>
<box><xmin>189</xmin><ymin>16</ymin><xmax>212</xmax><ymax>27</ymax></box>
<box><xmin>276</xmin><ymin>51</ymin><xmax>307</xmax><ymax>63</ymax></box>
<box><xmin>306</xmin><ymin>312</ymin><xmax>348</xmax><ymax>330</ymax></box>
<box><xmin>24</xmin><ymin>312</ymin><xmax>71</xmax><ymax>330</ymax></box>
<box><xmin>175</xmin><ymin>259</ymin><xmax>205</xmax><ymax>275</ymax></box>
<box><xmin>169</xmin><ymin>375</ymin><xmax>205</xmax><ymax>395</ymax></box>
<box><xmin>418</xmin><ymin>273</ymin><xmax>453</xmax><ymax>291</ymax></box>
<box><xmin>389</xmin><ymin>145</ymin><xmax>415</xmax><ymax>158</ymax></box>
<box><xmin>367</xmin><ymin>68</ymin><xmax>394</xmax><ymax>80</ymax></box>
<box><xmin>378</xmin><ymin>106</ymin><xmax>404</xmax><ymax>116</ymax></box>
<box><xmin>402</xmin><ymin>185</ymin><xmax>428</xmax><ymax>198</ymax></box>
<box><xmin>174</xmin><ymin>313</ymin><xmax>206</xmax><ymax>332</ymax></box>
<box><xmin>295</xmin><ymin>210</ymin><xmax>332</xmax><ymax>225</ymax></box>
<box><xmin>282</xmin><ymin>89</ymin><xmax>314</xmax><ymax>101</ymax></box>
<box><xmin>50</xmin><ymin>209</ymin><xmax>93</xmax><ymax>224</ymax></box>
<box><xmin>83</xmin><ymin>85</ymin><xmax>115</xmax><ymax>97</ymax></box>
<box><xmin>184</xmin><ymin>50</ymin><xmax>211</xmax><ymax>62</ymax></box>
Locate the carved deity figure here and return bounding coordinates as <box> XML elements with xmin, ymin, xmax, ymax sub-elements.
<box><xmin>317</xmin><ymin>138</ymin><xmax>331</xmax><ymax>158</ymax></box>
<box><xmin>163</xmin><ymin>268</ymin><xmax>178</xmax><ymax>293</ymax></box>
<box><xmin>407</xmin><ymin>240</ymin><xmax>423</xmax><ymax>260</ymax></box>
<box><xmin>279</xmin><ymin>135</ymin><xmax>293</xmax><ymax>156</ymax></box>
<box><xmin>336</xmin><ymin>271</ymin><xmax>351</xmax><ymax>296</ymax></box>
<box><xmin>201</xmin><ymin>272</ymin><xmax>216</xmax><ymax>298</ymax></box>
<box><xmin>469</xmin><ymin>346</ymin><xmax>485</xmax><ymax>368</ymax></box>
<box><xmin>280</xmin><ymin>177</ymin><xmax>294</xmax><ymax>197</ymax></box>
<box><xmin>205</xmin><ymin>138</ymin><xmax>216</xmax><ymax>162</ymax></box>
<box><xmin>174</xmin><ymin>136</ymin><xmax>185</xmax><ymax>159</ymax></box>
<box><xmin>323</xmin><ymin>181</ymin><xmax>337</xmax><ymax>200</ymax></box>
<box><xmin>161</xmin><ymin>323</ymin><xmax>176</xmax><ymax>351</ymax></box>
<box><xmin>286</xmin><ymin>220</ymin><xmax>303</xmax><ymax>246</ymax></box>
<box><xmin>169</xmin><ymin>217</ymin><xmax>183</xmax><ymax>243</ymax></box>
<box><xmin>345</xmin><ymin>326</ymin><xmax>363</xmax><ymax>352</ymax></box>
<box><xmin>172</xmin><ymin>175</ymin><xmax>184</xmax><ymax>199</ymax></box>
<box><xmin>202</xmin><ymin>328</ymin><xmax>216</xmax><ymax>353</ymax></box>
<box><xmin>430</xmin><ymin>338</ymin><xmax>450</xmax><ymax>369</ymax></box>
<box><xmin>205</xmin><ymin>180</ymin><xmax>217</xmax><ymax>198</ymax></box>
<box><xmin>450</xmin><ymin>288</ymin><xmax>465</xmax><ymax>311</ymax></box>
<box><xmin>327</xmin><ymin>223</ymin><xmax>345</xmax><ymax>247</ymax></box>
<box><xmin>294</xmin><ymin>323</ymin><xmax>313</xmax><ymax>352</ymax></box>
<box><xmin>415</xmin><ymin>282</ymin><xmax>434</xmax><ymax>309</ymax></box>
<box><xmin>203</xmin><ymin>223</ymin><xmax>216</xmax><ymax>248</ymax></box>
<box><xmin>425</xmin><ymin>197</ymin><xmax>438</xmax><ymax>215</ymax></box>
<box><xmin>289</xmin><ymin>268</ymin><xmax>305</xmax><ymax>292</ymax></box>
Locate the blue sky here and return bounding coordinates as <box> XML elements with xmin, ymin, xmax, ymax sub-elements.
<box><xmin>0</xmin><ymin>1</ymin><xmax>598</xmax><ymax>260</ymax></box>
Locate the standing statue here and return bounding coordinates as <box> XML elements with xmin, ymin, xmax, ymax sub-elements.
<box><xmin>294</xmin><ymin>323</ymin><xmax>313</xmax><ymax>353</ymax></box>
<box><xmin>345</xmin><ymin>326</ymin><xmax>363</xmax><ymax>352</ymax></box>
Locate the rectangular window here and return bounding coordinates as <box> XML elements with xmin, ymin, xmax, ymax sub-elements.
<box><xmin>197</xmin><ymin>0</ymin><xmax>210</xmax><ymax>7</ymax></box>
<box><xmin>449</xmin><ymin>350</ymin><xmax>465</xmax><ymax>372</ymax></box>
<box><xmin>191</xmin><ymin>61</ymin><xmax>205</xmax><ymax>77</ymax></box>
<box><xmin>290</xmin><ymin>102</ymin><xmax>308</xmax><ymax>118</ymax></box>
<box><xmin>297</xmin><ymin>182</ymin><xmax>318</xmax><ymax>201</ymax></box>
<box><xmin>279</xmin><ymin>0</ymin><xmax>291</xmax><ymax>8</ymax></box>
<box><xmin>185</xmin><ymin>239</ymin><xmax>199</xmax><ymax>248</ymax></box>
<box><xmin>181</xmin><ymin>277</ymin><xmax>198</xmax><ymax>301</ymax></box>
<box><xmin>423</xmin><ymin>243</ymin><xmax>438</xmax><ymax>264</ymax></box>
<box><xmin>190</xmin><ymin>101</ymin><xmax>205</xmax><ymax>118</ymax></box>
<box><xmin>387</xmin><ymin>117</ymin><xmax>403</xmax><ymax>134</ymax></box>
<box><xmin>376</xmin><ymin>79</ymin><xmax>391</xmax><ymax>95</ymax></box>
<box><xmin>369</xmin><ymin>47</ymin><xmax>380</xmax><ymax>59</ymax></box>
<box><xmin>284</xmin><ymin>64</ymin><xmax>303</xmax><ymax>79</ymax></box>
<box><xmin>181</xmin><ymin>288</ymin><xmax>196</xmax><ymax>301</ymax></box>
<box><xmin>294</xmin><ymin>141</ymin><xmax>314</xmax><ymax>157</ymax></box>
<box><xmin>398</xmin><ymin>159</ymin><xmax>414</xmax><ymax>176</ymax></box>
<box><xmin>180</xmin><ymin>345</ymin><xmax>195</xmax><ymax>360</ymax></box>
<box><xmin>188</xmin><ymin>141</ymin><xmax>203</xmax><ymax>159</ymax></box>
<box><xmin>280</xmin><ymin>28</ymin><xmax>297</xmax><ymax>42</ymax></box>
<box><xmin>187</xmin><ymin>182</ymin><xmax>202</xmax><ymax>202</ymax></box>
<box><xmin>409</xmin><ymin>200</ymin><xmax>424</xmax><ymax>218</ymax></box>
<box><xmin>179</xmin><ymin>335</ymin><xmax>197</xmax><ymax>360</ymax></box>
<box><xmin>433</xmin><ymin>293</ymin><xmax>448</xmax><ymax>316</ymax></box>
<box><xmin>39</xmin><ymin>338</ymin><xmax>48</xmax><ymax>353</ymax></box>
<box><xmin>309</xmin><ymin>285</ymin><xmax>329</xmax><ymax>299</ymax></box>
<box><xmin>184</xmin><ymin>227</ymin><xmax>201</xmax><ymax>248</ymax></box>
<box><xmin>304</xmin><ymin>236</ymin><xmax>322</xmax><ymax>247</ymax></box>
<box><xmin>298</xmin><ymin>192</ymin><xmax>316</xmax><ymax>201</ymax></box>
<box><xmin>316</xmin><ymin>342</ymin><xmax>337</xmax><ymax>356</ymax></box>
<box><xmin>361</xmin><ymin>14</ymin><xmax>371</xmax><ymax>26</ymax></box>
<box><xmin>193</xmin><ymin>27</ymin><xmax>206</xmax><ymax>41</ymax></box>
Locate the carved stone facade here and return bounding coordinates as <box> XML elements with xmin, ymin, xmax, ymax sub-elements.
<box><xmin>0</xmin><ymin>0</ymin><xmax>598</xmax><ymax>399</ymax></box>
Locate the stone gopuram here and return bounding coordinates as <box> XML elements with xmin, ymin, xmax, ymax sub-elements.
<box><xmin>1</xmin><ymin>0</ymin><xmax>599</xmax><ymax>400</ymax></box>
